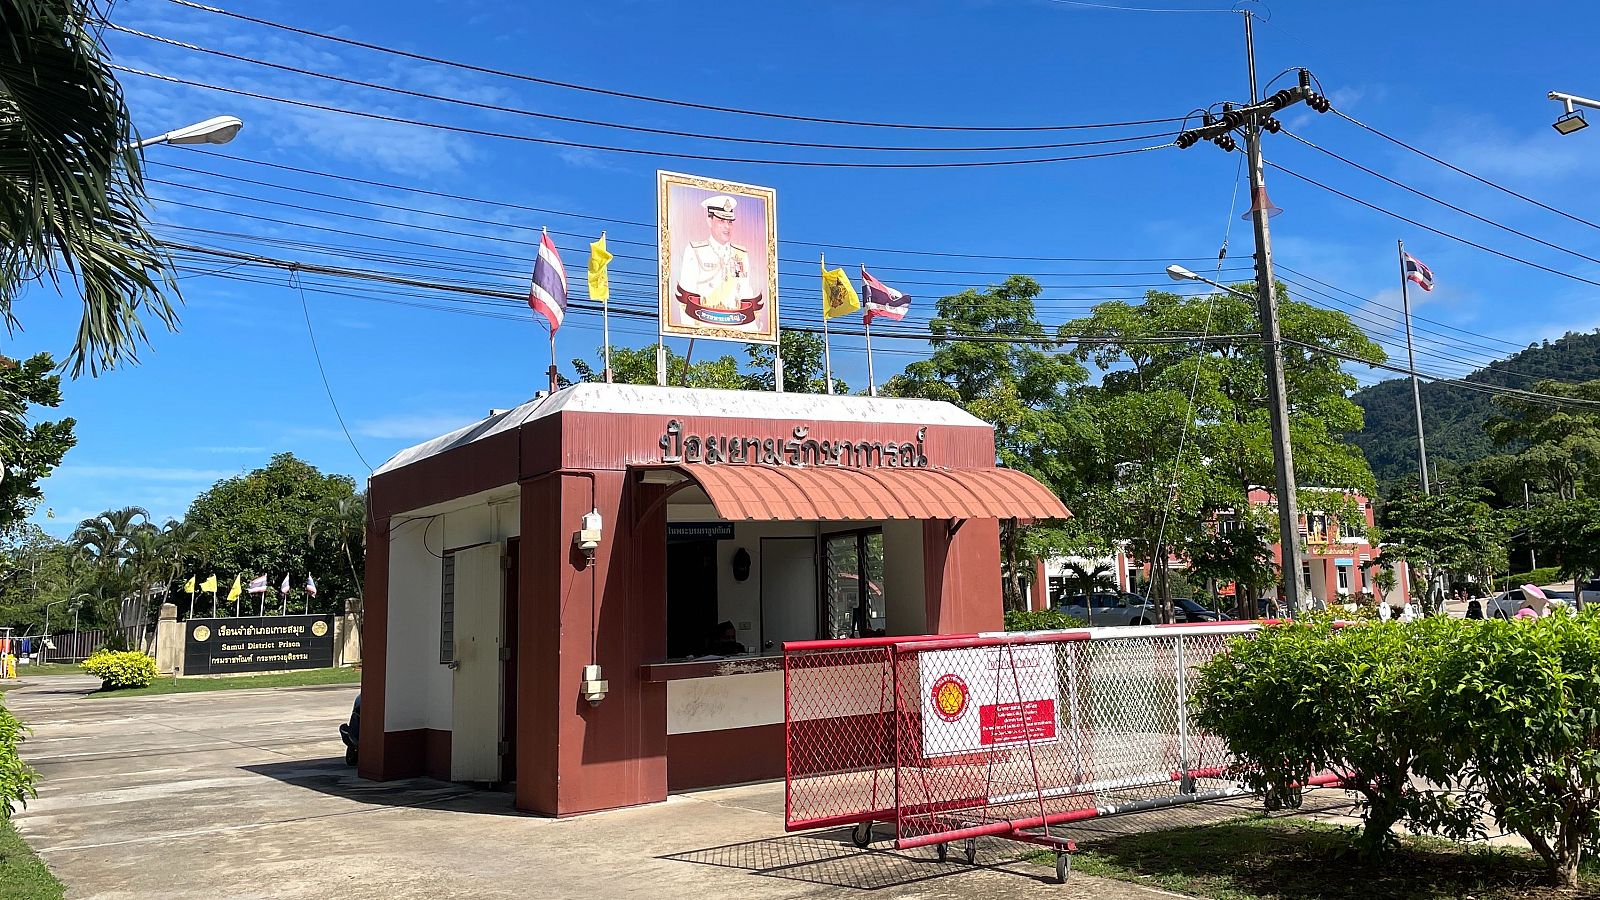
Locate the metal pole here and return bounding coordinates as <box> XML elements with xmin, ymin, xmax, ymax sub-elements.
<box><xmin>864</xmin><ymin>316</ymin><xmax>877</xmax><ymax>397</ymax></box>
<box><xmin>1398</xmin><ymin>240</ymin><xmax>1430</xmax><ymax>494</ymax></box>
<box><xmin>1525</xmin><ymin>481</ymin><xmax>1537</xmax><ymax>570</ymax></box>
<box><xmin>600</xmin><ymin>231</ymin><xmax>613</xmax><ymax>384</ymax></box>
<box><xmin>821</xmin><ymin>254</ymin><xmax>834</xmax><ymax>394</ymax></box>
<box><xmin>1243</xmin><ymin>11</ymin><xmax>1304</xmax><ymax>615</ymax></box>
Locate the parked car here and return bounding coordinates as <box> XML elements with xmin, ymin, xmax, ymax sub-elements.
<box><xmin>1055</xmin><ymin>591</ymin><xmax>1154</xmax><ymax>626</ymax></box>
<box><xmin>1173</xmin><ymin>598</ymin><xmax>1222</xmax><ymax>623</ymax></box>
<box><xmin>1484</xmin><ymin>589</ymin><xmax>1570</xmax><ymax>620</ymax></box>
<box><xmin>340</xmin><ymin>694</ymin><xmax>361</xmax><ymax>766</ymax></box>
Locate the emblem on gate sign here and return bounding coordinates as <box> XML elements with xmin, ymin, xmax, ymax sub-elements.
<box><xmin>311</xmin><ymin>620</ymin><xmax>329</xmax><ymax>637</ymax></box>
<box><xmin>930</xmin><ymin>674</ymin><xmax>969</xmax><ymax>722</ymax></box>
<box><xmin>192</xmin><ymin>625</ymin><xmax>211</xmax><ymax>642</ymax></box>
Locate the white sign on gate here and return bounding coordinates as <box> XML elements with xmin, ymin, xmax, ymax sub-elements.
<box><xmin>918</xmin><ymin>644</ymin><xmax>1060</xmax><ymax>758</ymax></box>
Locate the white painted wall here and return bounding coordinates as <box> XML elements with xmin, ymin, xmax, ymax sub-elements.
<box><xmin>383</xmin><ymin>490</ymin><xmax>519</xmax><ymax>734</ymax></box>
<box><xmin>717</xmin><ymin>521</ymin><xmax>816</xmax><ymax>651</ymax></box>
<box><xmin>667</xmin><ymin>670</ymin><xmax>783</xmax><ymax>734</ymax></box>
<box><xmin>882</xmin><ymin>520</ymin><xmax>927</xmax><ymax>635</ymax></box>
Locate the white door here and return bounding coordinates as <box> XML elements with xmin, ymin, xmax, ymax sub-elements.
<box><xmin>762</xmin><ymin>538</ymin><xmax>818</xmax><ymax>649</ymax></box>
<box><xmin>451</xmin><ymin>542</ymin><xmax>504</xmax><ymax>782</ymax></box>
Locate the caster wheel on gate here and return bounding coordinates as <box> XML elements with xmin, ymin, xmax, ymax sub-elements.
<box><xmin>851</xmin><ymin>821</ymin><xmax>873</xmax><ymax>849</ymax></box>
<box><xmin>965</xmin><ymin>838</ymin><xmax>977</xmax><ymax>864</ymax></box>
<box><xmin>1055</xmin><ymin>852</ymin><xmax>1071</xmax><ymax>884</ymax></box>
<box><xmin>936</xmin><ymin>843</ymin><xmax>948</xmax><ymax>862</ymax></box>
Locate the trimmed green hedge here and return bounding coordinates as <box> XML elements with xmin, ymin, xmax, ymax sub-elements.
<box><xmin>1494</xmin><ymin>567</ymin><xmax>1564</xmax><ymax>591</ymax></box>
<box><xmin>81</xmin><ymin>650</ymin><xmax>158</xmax><ymax>690</ymax></box>
<box><xmin>1004</xmin><ymin>609</ymin><xmax>1088</xmax><ymax>632</ymax></box>
<box><xmin>1194</xmin><ymin>614</ymin><xmax>1600</xmax><ymax>888</ymax></box>
<box><xmin>0</xmin><ymin>700</ymin><xmax>36</xmax><ymax>820</ymax></box>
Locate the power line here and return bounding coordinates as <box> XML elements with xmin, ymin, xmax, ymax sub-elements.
<box><xmin>171</xmin><ymin>148</ymin><xmax>1225</xmax><ymax>263</ymax></box>
<box><xmin>160</xmin><ymin>0</ymin><xmax>1188</xmax><ymax>133</ymax></box>
<box><xmin>113</xmin><ymin>25</ymin><xmax>1177</xmax><ymax>154</ymax></box>
<box><xmin>292</xmin><ymin>269</ymin><xmax>373</xmax><ymax>471</ymax></box>
<box><xmin>1273</xmin><ymin>262</ymin><xmax>1529</xmax><ymax>354</ymax></box>
<box><xmin>1266</xmin><ymin>161</ymin><xmax>1600</xmax><ymax>290</ymax></box>
<box><xmin>1281</xmin><ymin>128</ymin><xmax>1600</xmax><ymax>269</ymax></box>
<box><xmin>117</xmin><ymin>65</ymin><xmax>1181</xmax><ymax>169</ymax></box>
<box><xmin>148</xmin><ymin>162</ymin><xmax>1255</xmax><ymax>278</ymax></box>
<box><xmin>1331</xmin><ymin>108</ymin><xmax>1600</xmax><ymax>236</ymax></box>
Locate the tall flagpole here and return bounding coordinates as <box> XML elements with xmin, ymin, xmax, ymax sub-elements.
<box><xmin>820</xmin><ymin>253</ymin><xmax>834</xmax><ymax>394</ymax></box>
<box><xmin>861</xmin><ymin>265</ymin><xmax>877</xmax><ymax>397</ymax></box>
<box><xmin>1398</xmin><ymin>240</ymin><xmax>1430</xmax><ymax>494</ymax></box>
<box><xmin>599</xmin><ymin>231</ymin><xmax>613</xmax><ymax>383</ymax></box>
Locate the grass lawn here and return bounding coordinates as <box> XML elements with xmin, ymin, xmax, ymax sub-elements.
<box><xmin>1046</xmin><ymin>815</ymin><xmax>1599</xmax><ymax>900</ymax></box>
<box><xmin>92</xmin><ymin>666</ymin><xmax>360</xmax><ymax>698</ymax></box>
<box><xmin>12</xmin><ymin>663</ymin><xmax>84</xmax><ymax>678</ymax></box>
<box><xmin>0</xmin><ymin>819</ymin><xmax>64</xmax><ymax>900</ymax></box>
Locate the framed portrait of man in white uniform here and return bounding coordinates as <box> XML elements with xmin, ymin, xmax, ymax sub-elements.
<box><xmin>656</xmin><ymin>170</ymin><xmax>779</xmax><ymax>345</ymax></box>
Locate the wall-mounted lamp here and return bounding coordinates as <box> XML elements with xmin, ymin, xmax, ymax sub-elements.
<box><xmin>576</xmin><ymin>509</ymin><xmax>603</xmax><ymax>568</ymax></box>
<box><xmin>580</xmin><ymin>663</ymin><xmax>608</xmax><ymax>704</ymax></box>
<box><xmin>731</xmin><ymin>547</ymin><xmax>752</xmax><ymax>582</ymax></box>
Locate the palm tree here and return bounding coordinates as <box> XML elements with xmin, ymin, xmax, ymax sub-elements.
<box><xmin>1062</xmin><ymin>559</ymin><xmax>1118</xmax><ymax>600</ymax></box>
<box><xmin>310</xmin><ymin>495</ymin><xmax>366</xmax><ymax>646</ymax></box>
<box><xmin>1</xmin><ymin>0</ymin><xmax>178</xmax><ymax>376</ymax></box>
<box><xmin>69</xmin><ymin>506</ymin><xmax>149</xmax><ymax>627</ymax></box>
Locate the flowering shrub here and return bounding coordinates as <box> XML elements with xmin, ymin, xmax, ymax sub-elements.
<box><xmin>81</xmin><ymin>649</ymin><xmax>158</xmax><ymax>690</ymax></box>
<box><xmin>0</xmin><ymin>699</ymin><xmax>36</xmax><ymax>820</ymax></box>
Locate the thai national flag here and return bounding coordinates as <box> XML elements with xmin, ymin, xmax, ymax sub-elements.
<box><xmin>528</xmin><ymin>231</ymin><xmax>568</xmax><ymax>331</ymax></box>
<box><xmin>305</xmin><ymin>575</ymin><xmax>318</xmax><ymax>597</ymax></box>
<box><xmin>247</xmin><ymin>574</ymin><xmax>269</xmax><ymax>594</ymax></box>
<box><xmin>861</xmin><ymin>267</ymin><xmax>911</xmax><ymax>322</ymax></box>
<box><xmin>1403</xmin><ymin>253</ymin><xmax>1434</xmax><ymax>292</ymax></box>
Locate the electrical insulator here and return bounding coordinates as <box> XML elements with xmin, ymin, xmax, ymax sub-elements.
<box><xmin>1262</xmin><ymin>116</ymin><xmax>1283</xmax><ymax>134</ymax></box>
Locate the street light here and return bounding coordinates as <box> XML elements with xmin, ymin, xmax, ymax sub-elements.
<box><xmin>1548</xmin><ymin>92</ymin><xmax>1597</xmax><ymax>135</ymax></box>
<box><xmin>1166</xmin><ymin>264</ymin><xmax>1242</xmax><ymax>296</ymax></box>
<box><xmin>42</xmin><ymin>598</ymin><xmax>67</xmax><ymax>665</ymax></box>
<box><xmin>125</xmin><ymin>115</ymin><xmax>244</xmax><ymax>151</ymax></box>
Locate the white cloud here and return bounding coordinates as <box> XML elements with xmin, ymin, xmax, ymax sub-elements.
<box><xmin>353</xmin><ymin>412</ymin><xmax>478</xmax><ymax>440</ymax></box>
<box><xmin>52</xmin><ymin>465</ymin><xmax>235</xmax><ymax>482</ymax></box>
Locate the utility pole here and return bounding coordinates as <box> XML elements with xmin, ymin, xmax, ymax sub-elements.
<box><xmin>1176</xmin><ymin>12</ymin><xmax>1331</xmax><ymax>616</ymax></box>
<box><xmin>1398</xmin><ymin>240</ymin><xmax>1430</xmax><ymax>494</ymax></box>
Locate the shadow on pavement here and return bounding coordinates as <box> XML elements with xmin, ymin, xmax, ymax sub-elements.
<box><xmin>660</xmin><ymin>826</ymin><xmax>1052</xmax><ymax>891</ymax></box>
<box><xmin>243</xmin><ymin>757</ymin><xmax>529</xmax><ymax>817</ymax></box>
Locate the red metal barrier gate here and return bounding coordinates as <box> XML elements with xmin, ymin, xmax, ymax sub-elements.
<box><xmin>785</xmin><ymin>623</ymin><xmax>1328</xmax><ymax>882</ymax></box>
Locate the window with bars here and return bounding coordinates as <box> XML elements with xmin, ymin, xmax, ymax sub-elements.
<box><xmin>823</xmin><ymin>529</ymin><xmax>885</xmax><ymax>639</ymax></box>
<box><xmin>439</xmin><ymin>552</ymin><xmax>456</xmax><ymax>664</ymax></box>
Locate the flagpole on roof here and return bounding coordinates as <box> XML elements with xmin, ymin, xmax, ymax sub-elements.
<box><xmin>861</xmin><ymin>265</ymin><xmax>877</xmax><ymax>398</ymax></box>
<box><xmin>820</xmin><ymin>253</ymin><xmax>834</xmax><ymax>394</ymax></box>
<box><xmin>1397</xmin><ymin>239</ymin><xmax>1430</xmax><ymax>495</ymax></box>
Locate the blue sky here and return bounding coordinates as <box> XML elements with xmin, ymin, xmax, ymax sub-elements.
<box><xmin>16</xmin><ymin>0</ymin><xmax>1600</xmax><ymax>534</ymax></box>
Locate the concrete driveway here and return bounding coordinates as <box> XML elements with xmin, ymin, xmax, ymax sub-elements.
<box><xmin>5</xmin><ymin>675</ymin><xmax>1200</xmax><ymax>899</ymax></box>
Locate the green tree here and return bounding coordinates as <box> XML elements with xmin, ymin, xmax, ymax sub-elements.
<box><xmin>69</xmin><ymin>505</ymin><xmax>150</xmax><ymax>627</ymax></box>
<box><xmin>2</xmin><ymin>0</ymin><xmax>177</xmax><ymax>376</ymax></box>
<box><xmin>0</xmin><ymin>354</ymin><xmax>75</xmax><ymax>533</ymax></box>
<box><xmin>1060</xmin><ymin>283</ymin><xmax>1383</xmax><ymax>618</ymax></box>
<box><xmin>743</xmin><ymin>331</ymin><xmax>845</xmax><ymax>394</ymax></box>
<box><xmin>1376</xmin><ymin>483</ymin><xmax>1506</xmax><ymax>606</ymax></box>
<box><xmin>882</xmin><ymin>276</ymin><xmax>1089</xmax><ymax>610</ymax></box>
<box><xmin>0</xmin><ymin>525</ymin><xmax>74</xmax><ymax>632</ymax></box>
<box><xmin>179</xmin><ymin>453</ymin><xmax>362</xmax><ymax>615</ymax></box>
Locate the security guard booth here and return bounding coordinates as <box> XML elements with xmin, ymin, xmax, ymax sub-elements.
<box><xmin>360</xmin><ymin>382</ymin><xmax>1067</xmax><ymax>816</ymax></box>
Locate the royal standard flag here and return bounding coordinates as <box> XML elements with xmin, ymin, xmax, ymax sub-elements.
<box><xmin>184</xmin><ymin>575</ymin><xmax>196</xmax><ymax>593</ymax></box>
<box><xmin>822</xmin><ymin>263</ymin><xmax>861</xmax><ymax>320</ymax></box>
<box><xmin>227</xmin><ymin>575</ymin><xmax>242</xmax><ymax>603</ymax></box>
<box><xmin>587</xmin><ymin>234</ymin><xmax>612</xmax><ymax>303</ymax></box>
<box><xmin>200</xmin><ymin>574</ymin><xmax>218</xmax><ymax>594</ymax></box>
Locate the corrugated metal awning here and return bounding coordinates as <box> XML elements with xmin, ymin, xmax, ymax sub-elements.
<box><xmin>634</xmin><ymin>464</ymin><xmax>1069</xmax><ymax>521</ymax></box>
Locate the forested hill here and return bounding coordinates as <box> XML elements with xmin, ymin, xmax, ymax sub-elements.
<box><xmin>1350</xmin><ymin>330</ymin><xmax>1600</xmax><ymax>490</ymax></box>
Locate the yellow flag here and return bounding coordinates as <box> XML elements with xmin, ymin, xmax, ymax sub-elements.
<box><xmin>201</xmin><ymin>574</ymin><xmax>218</xmax><ymax>593</ymax></box>
<box><xmin>227</xmin><ymin>575</ymin><xmax>242</xmax><ymax>602</ymax></box>
<box><xmin>587</xmin><ymin>234</ymin><xmax>612</xmax><ymax>303</ymax></box>
<box><xmin>822</xmin><ymin>263</ymin><xmax>861</xmax><ymax>320</ymax></box>
<box><xmin>184</xmin><ymin>575</ymin><xmax>196</xmax><ymax>593</ymax></box>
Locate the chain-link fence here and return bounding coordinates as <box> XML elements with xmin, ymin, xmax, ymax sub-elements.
<box><xmin>785</xmin><ymin>623</ymin><xmax>1329</xmax><ymax>874</ymax></box>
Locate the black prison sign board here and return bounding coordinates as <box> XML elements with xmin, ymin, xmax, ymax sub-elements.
<box><xmin>184</xmin><ymin>615</ymin><xmax>335</xmax><ymax>675</ymax></box>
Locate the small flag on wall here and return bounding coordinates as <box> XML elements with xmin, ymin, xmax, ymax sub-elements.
<box><xmin>247</xmin><ymin>574</ymin><xmax>269</xmax><ymax>594</ymax></box>
<box><xmin>305</xmin><ymin>575</ymin><xmax>318</xmax><ymax>597</ymax></box>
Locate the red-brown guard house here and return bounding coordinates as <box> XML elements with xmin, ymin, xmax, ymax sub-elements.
<box><xmin>359</xmin><ymin>383</ymin><xmax>1067</xmax><ymax>816</ymax></box>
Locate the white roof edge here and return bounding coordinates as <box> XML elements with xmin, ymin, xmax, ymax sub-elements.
<box><xmin>374</xmin><ymin>383</ymin><xmax>988</xmax><ymax>478</ymax></box>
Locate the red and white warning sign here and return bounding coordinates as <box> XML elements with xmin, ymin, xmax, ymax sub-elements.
<box><xmin>918</xmin><ymin>644</ymin><xmax>1059</xmax><ymax>758</ymax></box>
